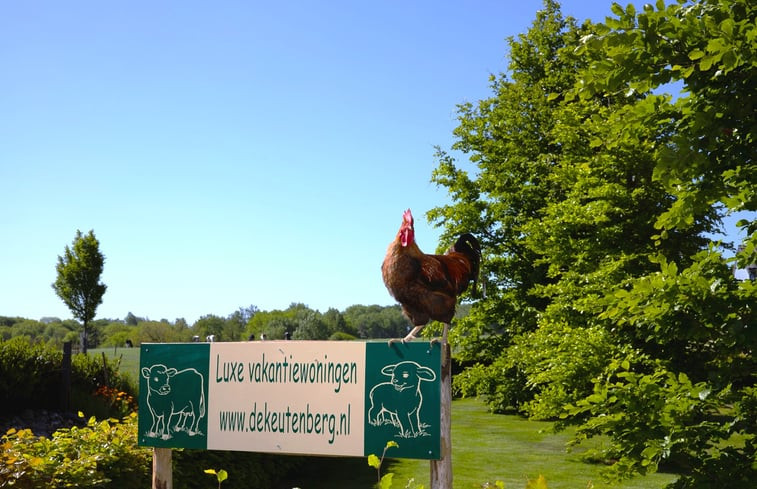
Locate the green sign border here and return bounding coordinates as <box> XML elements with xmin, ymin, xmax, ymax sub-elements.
<box><xmin>364</xmin><ymin>341</ymin><xmax>441</xmax><ymax>460</ymax></box>
<box><xmin>138</xmin><ymin>343</ymin><xmax>209</xmax><ymax>449</ymax></box>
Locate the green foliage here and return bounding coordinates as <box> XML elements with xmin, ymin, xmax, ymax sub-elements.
<box><xmin>514</xmin><ymin>323</ymin><xmax>617</xmax><ymax>420</ymax></box>
<box><xmin>0</xmin><ymin>317</ymin><xmax>79</xmax><ymax>349</ymax></box>
<box><xmin>0</xmin><ymin>413</ymin><xmax>150</xmax><ymax>488</ymax></box>
<box><xmin>0</xmin><ymin>337</ymin><xmax>62</xmax><ymax>414</ymax></box>
<box><xmin>367</xmin><ymin>441</ymin><xmax>415</xmax><ymax>489</ymax></box>
<box><xmin>431</xmin><ymin>0</ymin><xmax>755</xmax><ymax>486</ymax></box>
<box><xmin>454</xmin><ymin>323</ymin><xmax>615</xmax><ymax>419</ymax></box>
<box><xmin>0</xmin><ymin>337</ymin><xmax>136</xmax><ymax>417</ymax></box>
<box><xmin>138</xmin><ymin>318</ymin><xmax>192</xmax><ymax>343</ymax></box>
<box><xmin>243</xmin><ymin>303</ymin><xmax>399</xmax><ymax>340</ymax></box>
<box><xmin>174</xmin><ymin>449</ymin><xmax>304</xmax><ymax>489</ymax></box>
<box><xmin>51</xmin><ymin>230</ymin><xmax>107</xmax><ymax>352</ymax></box>
<box><xmin>573</xmin><ymin>0</ymin><xmax>755</xmax><ymax>240</ymax></box>
<box><xmin>328</xmin><ymin>331</ymin><xmax>357</xmax><ymax>341</ymax></box>
<box><xmin>564</xmin><ymin>357</ymin><xmax>756</xmax><ymax>486</ymax></box>
<box><xmin>342</xmin><ymin>304</ymin><xmax>410</xmax><ymax>339</ymax></box>
<box><xmin>291</xmin><ymin>309</ymin><xmax>330</xmax><ymax>340</ymax></box>
<box><xmin>204</xmin><ymin>468</ymin><xmax>228</xmax><ymax>488</ymax></box>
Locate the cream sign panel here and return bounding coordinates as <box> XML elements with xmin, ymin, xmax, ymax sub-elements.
<box><xmin>207</xmin><ymin>341</ymin><xmax>364</xmax><ymax>456</ymax></box>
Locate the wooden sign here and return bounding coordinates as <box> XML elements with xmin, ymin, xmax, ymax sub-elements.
<box><xmin>138</xmin><ymin>341</ymin><xmax>441</xmax><ymax>460</ymax></box>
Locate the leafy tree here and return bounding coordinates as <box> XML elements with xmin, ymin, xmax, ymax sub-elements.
<box><xmin>561</xmin><ymin>1</ymin><xmax>756</xmax><ymax>485</ymax></box>
<box><xmin>225</xmin><ymin>306</ymin><xmax>258</xmax><ymax>341</ymax></box>
<box><xmin>292</xmin><ymin>310</ymin><xmax>329</xmax><ymax>340</ymax></box>
<box><xmin>101</xmin><ymin>321</ymin><xmax>137</xmax><ymax>347</ymax></box>
<box><xmin>322</xmin><ymin>307</ymin><xmax>353</xmax><ymax>337</ymax></box>
<box><xmin>432</xmin><ymin>0</ymin><xmax>755</xmax><ymax>486</ymax></box>
<box><xmin>342</xmin><ymin>305</ymin><xmax>409</xmax><ymax>339</ymax></box>
<box><xmin>192</xmin><ymin>315</ymin><xmax>227</xmax><ymax>341</ymax></box>
<box><xmin>52</xmin><ymin>230</ymin><xmax>107</xmax><ymax>353</ymax></box>
<box><xmin>138</xmin><ymin>319</ymin><xmax>190</xmax><ymax>343</ymax></box>
<box><xmin>10</xmin><ymin>319</ymin><xmax>46</xmax><ymax>340</ymax></box>
<box><xmin>124</xmin><ymin>312</ymin><xmax>140</xmax><ymax>326</ymax></box>
<box><xmin>245</xmin><ymin>305</ymin><xmax>302</xmax><ymax>340</ymax></box>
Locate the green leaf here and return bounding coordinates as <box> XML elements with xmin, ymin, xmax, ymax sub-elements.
<box><xmin>217</xmin><ymin>470</ymin><xmax>228</xmax><ymax>483</ymax></box>
<box><xmin>688</xmin><ymin>49</ymin><xmax>705</xmax><ymax>60</ymax></box>
<box><xmin>367</xmin><ymin>454</ymin><xmax>381</xmax><ymax>469</ymax></box>
<box><xmin>719</xmin><ymin>18</ymin><xmax>734</xmax><ymax>37</ymax></box>
<box><xmin>379</xmin><ymin>472</ymin><xmax>394</xmax><ymax>489</ymax></box>
<box><xmin>699</xmin><ymin>55</ymin><xmax>715</xmax><ymax>71</ymax></box>
<box><xmin>526</xmin><ymin>474</ymin><xmax>548</xmax><ymax>489</ymax></box>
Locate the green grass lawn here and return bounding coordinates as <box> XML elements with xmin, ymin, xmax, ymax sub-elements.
<box><xmin>296</xmin><ymin>399</ymin><xmax>677</xmax><ymax>489</ymax></box>
<box><xmin>89</xmin><ymin>346</ymin><xmax>141</xmax><ymax>385</ymax></box>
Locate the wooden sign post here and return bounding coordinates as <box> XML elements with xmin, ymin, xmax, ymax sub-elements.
<box><xmin>430</xmin><ymin>342</ymin><xmax>452</xmax><ymax>489</ymax></box>
<box><xmin>152</xmin><ymin>447</ymin><xmax>172</xmax><ymax>489</ymax></box>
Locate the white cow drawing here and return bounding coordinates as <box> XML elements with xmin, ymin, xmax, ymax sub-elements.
<box><xmin>141</xmin><ymin>364</ymin><xmax>205</xmax><ymax>439</ymax></box>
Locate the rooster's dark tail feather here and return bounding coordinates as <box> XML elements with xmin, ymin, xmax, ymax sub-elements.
<box><xmin>451</xmin><ymin>233</ymin><xmax>481</xmax><ymax>294</ymax></box>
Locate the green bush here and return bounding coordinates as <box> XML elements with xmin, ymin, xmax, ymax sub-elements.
<box><xmin>453</xmin><ymin>323</ymin><xmax>617</xmax><ymax>420</ymax></box>
<box><xmin>0</xmin><ymin>413</ymin><xmax>150</xmax><ymax>488</ymax></box>
<box><xmin>0</xmin><ymin>337</ymin><xmax>137</xmax><ymax>418</ymax></box>
<box><xmin>70</xmin><ymin>351</ymin><xmax>136</xmax><ymax>418</ymax></box>
<box><xmin>0</xmin><ymin>337</ymin><xmax>62</xmax><ymax>414</ymax></box>
<box><xmin>174</xmin><ymin>449</ymin><xmax>305</xmax><ymax>489</ymax></box>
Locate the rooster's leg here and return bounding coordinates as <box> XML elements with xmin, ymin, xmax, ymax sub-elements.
<box><xmin>388</xmin><ymin>326</ymin><xmax>424</xmax><ymax>345</ymax></box>
<box><xmin>404</xmin><ymin>326</ymin><xmax>423</xmax><ymax>342</ymax></box>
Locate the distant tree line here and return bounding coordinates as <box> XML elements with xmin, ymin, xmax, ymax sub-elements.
<box><xmin>0</xmin><ymin>303</ymin><xmax>415</xmax><ymax>348</ymax></box>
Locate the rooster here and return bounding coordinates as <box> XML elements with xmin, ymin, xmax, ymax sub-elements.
<box><xmin>382</xmin><ymin>209</ymin><xmax>481</xmax><ymax>345</ymax></box>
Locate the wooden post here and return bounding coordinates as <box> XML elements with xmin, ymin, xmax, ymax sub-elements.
<box><xmin>152</xmin><ymin>448</ymin><xmax>172</xmax><ymax>489</ymax></box>
<box><xmin>430</xmin><ymin>342</ymin><xmax>452</xmax><ymax>488</ymax></box>
<box><xmin>61</xmin><ymin>341</ymin><xmax>72</xmax><ymax>412</ymax></box>
<box><xmin>101</xmin><ymin>351</ymin><xmax>110</xmax><ymax>386</ymax></box>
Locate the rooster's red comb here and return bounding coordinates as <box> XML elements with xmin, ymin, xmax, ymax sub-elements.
<box><xmin>403</xmin><ymin>209</ymin><xmax>413</xmax><ymax>224</ymax></box>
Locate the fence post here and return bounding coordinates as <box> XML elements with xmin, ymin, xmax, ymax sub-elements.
<box><xmin>430</xmin><ymin>342</ymin><xmax>452</xmax><ymax>488</ymax></box>
<box><xmin>100</xmin><ymin>351</ymin><xmax>110</xmax><ymax>386</ymax></box>
<box><xmin>61</xmin><ymin>341</ymin><xmax>72</xmax><ymax>412</ymax></box>
<box><xmin>152</xmin><ymin>447</ymin><xmax>172</xmax><ymax>489</ymax></box>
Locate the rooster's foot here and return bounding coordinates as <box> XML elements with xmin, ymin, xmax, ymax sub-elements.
<box><xmin>388</xmin><ymin>333</ymin><xmax>417</xmax><ymax>346</ymax></box>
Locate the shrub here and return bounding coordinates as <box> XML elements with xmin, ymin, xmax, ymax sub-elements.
<box><xmin>174</xmin><ymin>449</ymin><xmax>305</xmax><ymax>489</ymax></box>
<box><xmin>0</xmin><ymin>413</ymin><xmax>150</xmax><ymax>488</ymax></box>
<box><xmin>70</xmin><ymin>351</ymin><xmax>136</xmax><ymax>418</ymax></box>
<box><xmin>0</xmin><ymin>337</ymin><xmax>137</xmax><ymax>418</ymax></box>
<box><xmin>0</xmin><ymin>337</ymin><xmax>61</xmax><ymax>414</ymax></box>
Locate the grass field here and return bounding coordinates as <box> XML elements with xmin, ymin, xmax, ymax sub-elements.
<box><xmin>90</xmin><ymin>346</ymin><xmax>141</xmax><ymax>386</ymax></box>
<box><xmin>90</xmin><ymin>347</ymin><xmax>677</xmax><ymax>488</ymax></box>
<box><xmin>381</xmin><ymin>399</ymin><xmax>677</xmax><ymax>489</ymax></box>
<box><xmin>286</xmin><ymin>399</ymin><xmax>678</xmax><ymax>489</ymax></box>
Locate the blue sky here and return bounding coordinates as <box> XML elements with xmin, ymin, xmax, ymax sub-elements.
<box><xmin>2</xmin><ymin>1</ymin><xmax>748</xmax><ymax>325</ymax></box>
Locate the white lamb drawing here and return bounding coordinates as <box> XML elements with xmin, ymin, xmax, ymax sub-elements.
<box><xmin>368</xmin><ymin>361</ymin><xmax>436</xmax><ymax>437</ymax></box>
